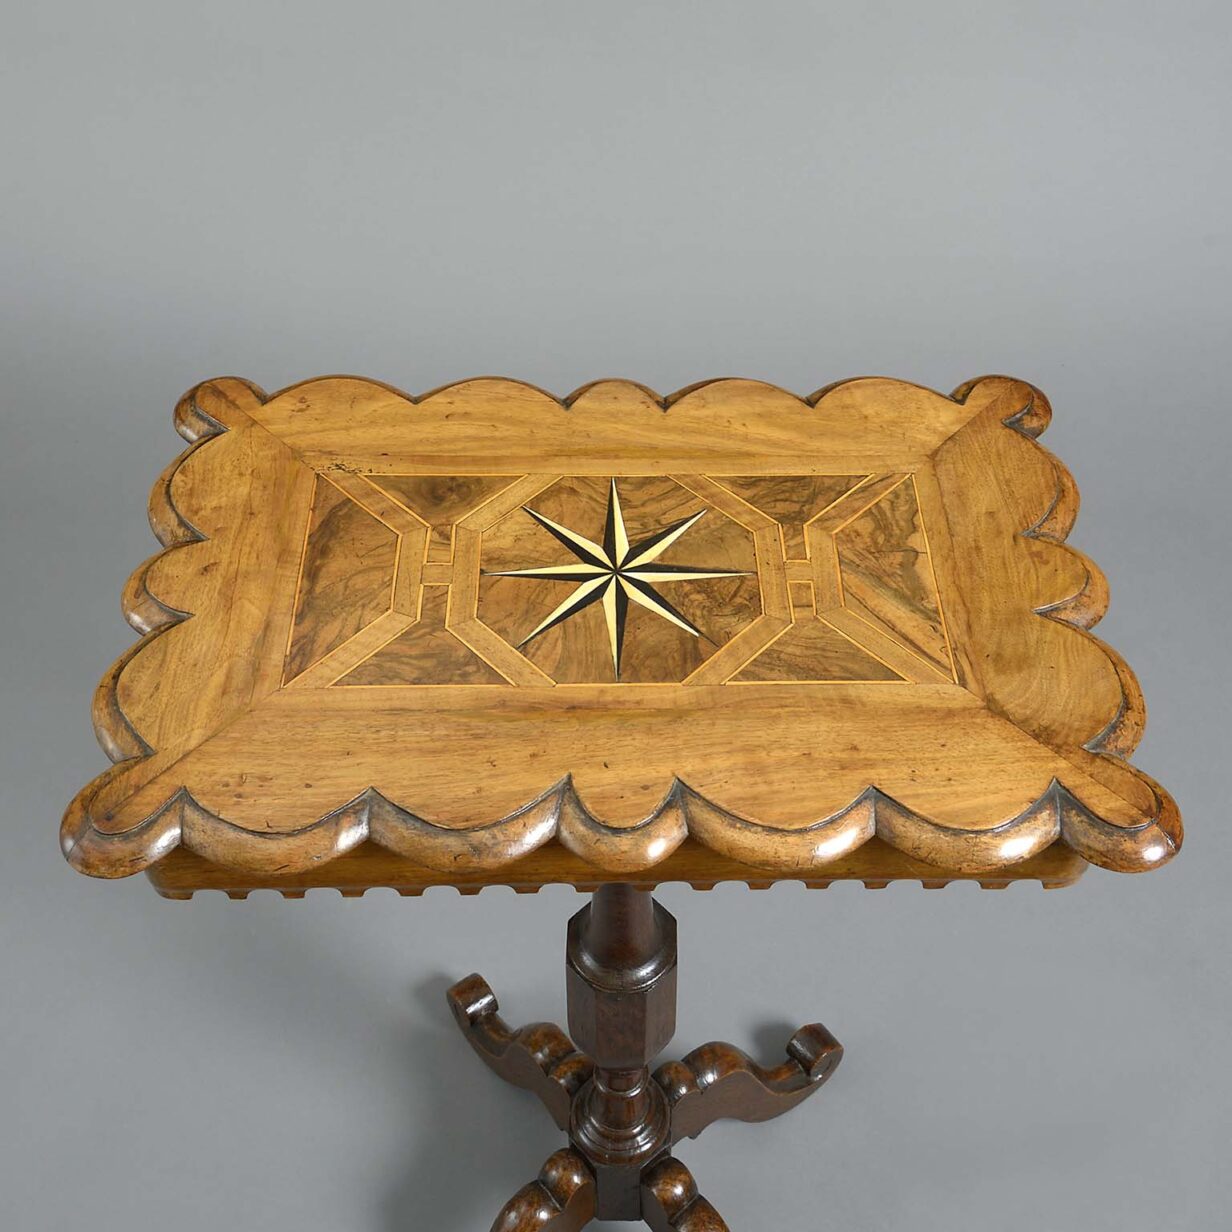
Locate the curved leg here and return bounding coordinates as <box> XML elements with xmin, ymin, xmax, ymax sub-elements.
<box><xmin>641</xmin><ymin>1157</ymin><xmax>729</xmax><ymax>1232</ymax></box>
<box><xmin>654</xmin><ymin>1023</ymin><xmax>842</xmax><ymax>1142</ymax></box>
<box><xmin>448</xmin><ymin>973</ymin><xmax>593</xmax><ymax>1131</ymax></box>
<box><xmin>491</xmin><ymin>1148</ymin><xmax>596</xmax><ymax>1232</ymax></box>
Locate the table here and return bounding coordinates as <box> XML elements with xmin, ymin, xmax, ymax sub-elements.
<box><xmin>62</xmin><ymin>373</ymin><xmax>1181</xmax><ymax>1228</ymax></box>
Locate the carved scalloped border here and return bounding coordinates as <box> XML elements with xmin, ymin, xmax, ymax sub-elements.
<box><xmin>949</xmin><ymin>377</ymin><xmax>1178</xmax><ymax>862</ymax></box>
<box><xmin>61</xmin><ymin>375</ymin><xmax>1182</xmax><ymax>880</ymax></box>
<box><xmin>988</xmin><ymin>380</ymin><xmax>1146</xmax><ymax>756</ymax></box>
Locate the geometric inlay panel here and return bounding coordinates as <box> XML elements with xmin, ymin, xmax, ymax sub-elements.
<box><xmin>281</xmin><ymin>471</ymin><xmax>956</xmax><ymax>688</ymax></box>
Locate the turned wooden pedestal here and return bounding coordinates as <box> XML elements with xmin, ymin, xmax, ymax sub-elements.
<box><xmin>449</xmin><ymin>885</ymin><xmax>842</xmax><ymax>1229</ymax></box>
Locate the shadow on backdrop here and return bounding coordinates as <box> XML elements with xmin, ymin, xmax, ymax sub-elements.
<box><xmin>379</xmin><ymin>973</ymin><xmax>564</xmax><ymax>1232</ymax></box>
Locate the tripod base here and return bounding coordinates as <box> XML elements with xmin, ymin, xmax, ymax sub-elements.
<box><xmin>447</xmin><ymin>887</ymin><xmax>842</xmax><ymax>1229</ymax></box>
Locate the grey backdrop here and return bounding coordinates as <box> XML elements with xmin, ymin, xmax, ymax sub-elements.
<box><xmin>2</xmin><ymin>3</ymin><xmax>1228</xmax><ymax>1228</ymax></box>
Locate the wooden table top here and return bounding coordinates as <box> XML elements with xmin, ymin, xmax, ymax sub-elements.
<box><xmin>61</xmin><ymin>374</ymin><xmax>1181</xmax><ymax>897</ymax></box>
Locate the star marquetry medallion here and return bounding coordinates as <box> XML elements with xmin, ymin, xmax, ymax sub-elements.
<box><xmin>484</xmin><ymin>479</ymin><xmax>750</xmax><ymax>678</ymax></box>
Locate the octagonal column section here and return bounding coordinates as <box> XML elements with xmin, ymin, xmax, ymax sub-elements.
<box><xmin>566</xmin><ymin>884</ymin><xmax>677</xmax><ymax>1221</ymax></box>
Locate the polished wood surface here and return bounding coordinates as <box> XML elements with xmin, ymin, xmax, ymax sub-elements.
<box><xmin>490</xmin><ymin>1148</ymin><xmax>596</xmax><ymax>1232</ymax></box>
<box><xmin>61</xmin><ymin>374</ymin><xmax>1181</xmax><ymax>892</ymax></box>
<box><xmin>144</xmin><ymin>835</ymin><xmax>1089</xmax><ymax>897</ymax></box>
<box><xmin>641</xmin><ymin>1158</ymin><xmax>728</xmax><ymax>1232</ymax></box>
<box><xmin>447</xmin><ymin>974</ymin><xmax>592</xmax><ymax>1132</ymax></box>
<box><xmin>655</xmin><ymin>1026</ymin><xmax>842</xmax><ymax>1143</ymax></box>
<box><xmin>458</xmin><ymin>885</ymin><xmax>827</xmax><ymax>1230</ymax></box>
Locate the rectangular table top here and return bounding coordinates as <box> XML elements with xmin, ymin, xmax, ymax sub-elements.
<box><xmin>61</xmin><ymin>374</ymin><xmax>1181</xmax><ymax>897</ymax></box>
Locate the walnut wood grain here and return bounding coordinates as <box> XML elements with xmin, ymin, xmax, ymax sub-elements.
<box><xmin>655</xmin><ymin>1026</ymin><xmax>843</xmax><ymax>1143</ymax></box>
<box><xmin>144</xmin><ymin>834</ymin><xmax>1088</xmax><ymax>898</ymax></box>
<box><xmin>446</xmin><ymin>974</ymin><xmax>592</xmax><ymax>1131</ymax></box>
<box><xmin>641</xmin><ymin>1157</ymin><xmax>729</xmax><ymax>1232</ymax></box>
<box><xmin>833</xmin><ymin>474</ymin><xmax>954</xmax><ymax>676</ymax></box>
<box><xmin>62</xmin><ymin>374</ymin><xmax>1182</xmax><ymax>891</ymax></box>
<box><xmin>284</xmin><ymin>476</ymin><xmax>399</xmax><ymax>682</ymax></box>
<box><xmin>489</xmin><ymin>1148</ymin><xmax>596</xmax><ymax>1232</ymax></box>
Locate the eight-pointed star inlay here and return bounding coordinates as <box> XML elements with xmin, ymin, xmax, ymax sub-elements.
<box><xmin>484</xmin><ymin>480</ymin><xmax>751</xmax><ymax>677</ymax></box>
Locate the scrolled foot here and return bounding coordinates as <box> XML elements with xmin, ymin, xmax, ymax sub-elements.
<box><xmin>491</xmin><ymin>1148</ymin><xmax>595</xmax><ymax>1232</ymax></box>
<box><xmin>655</xmin><ymin>1022</ymin><xmax>842</xmax><ymax>1142</ymax></box>
<box><xmin>641</xmin><ymin>1157</ymin><xmax>729</xmax><ymax>1232</ymax></box>
<box><xmin>447</xmin><ymin>973</ymin><xmax>594</xmax><ymax>1131</ymax></box>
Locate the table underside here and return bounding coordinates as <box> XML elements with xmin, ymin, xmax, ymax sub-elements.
<box><xmin>145</xmin><ymin>837</ymin><xmax>1089</xmax><ymax>898</ymax></box>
